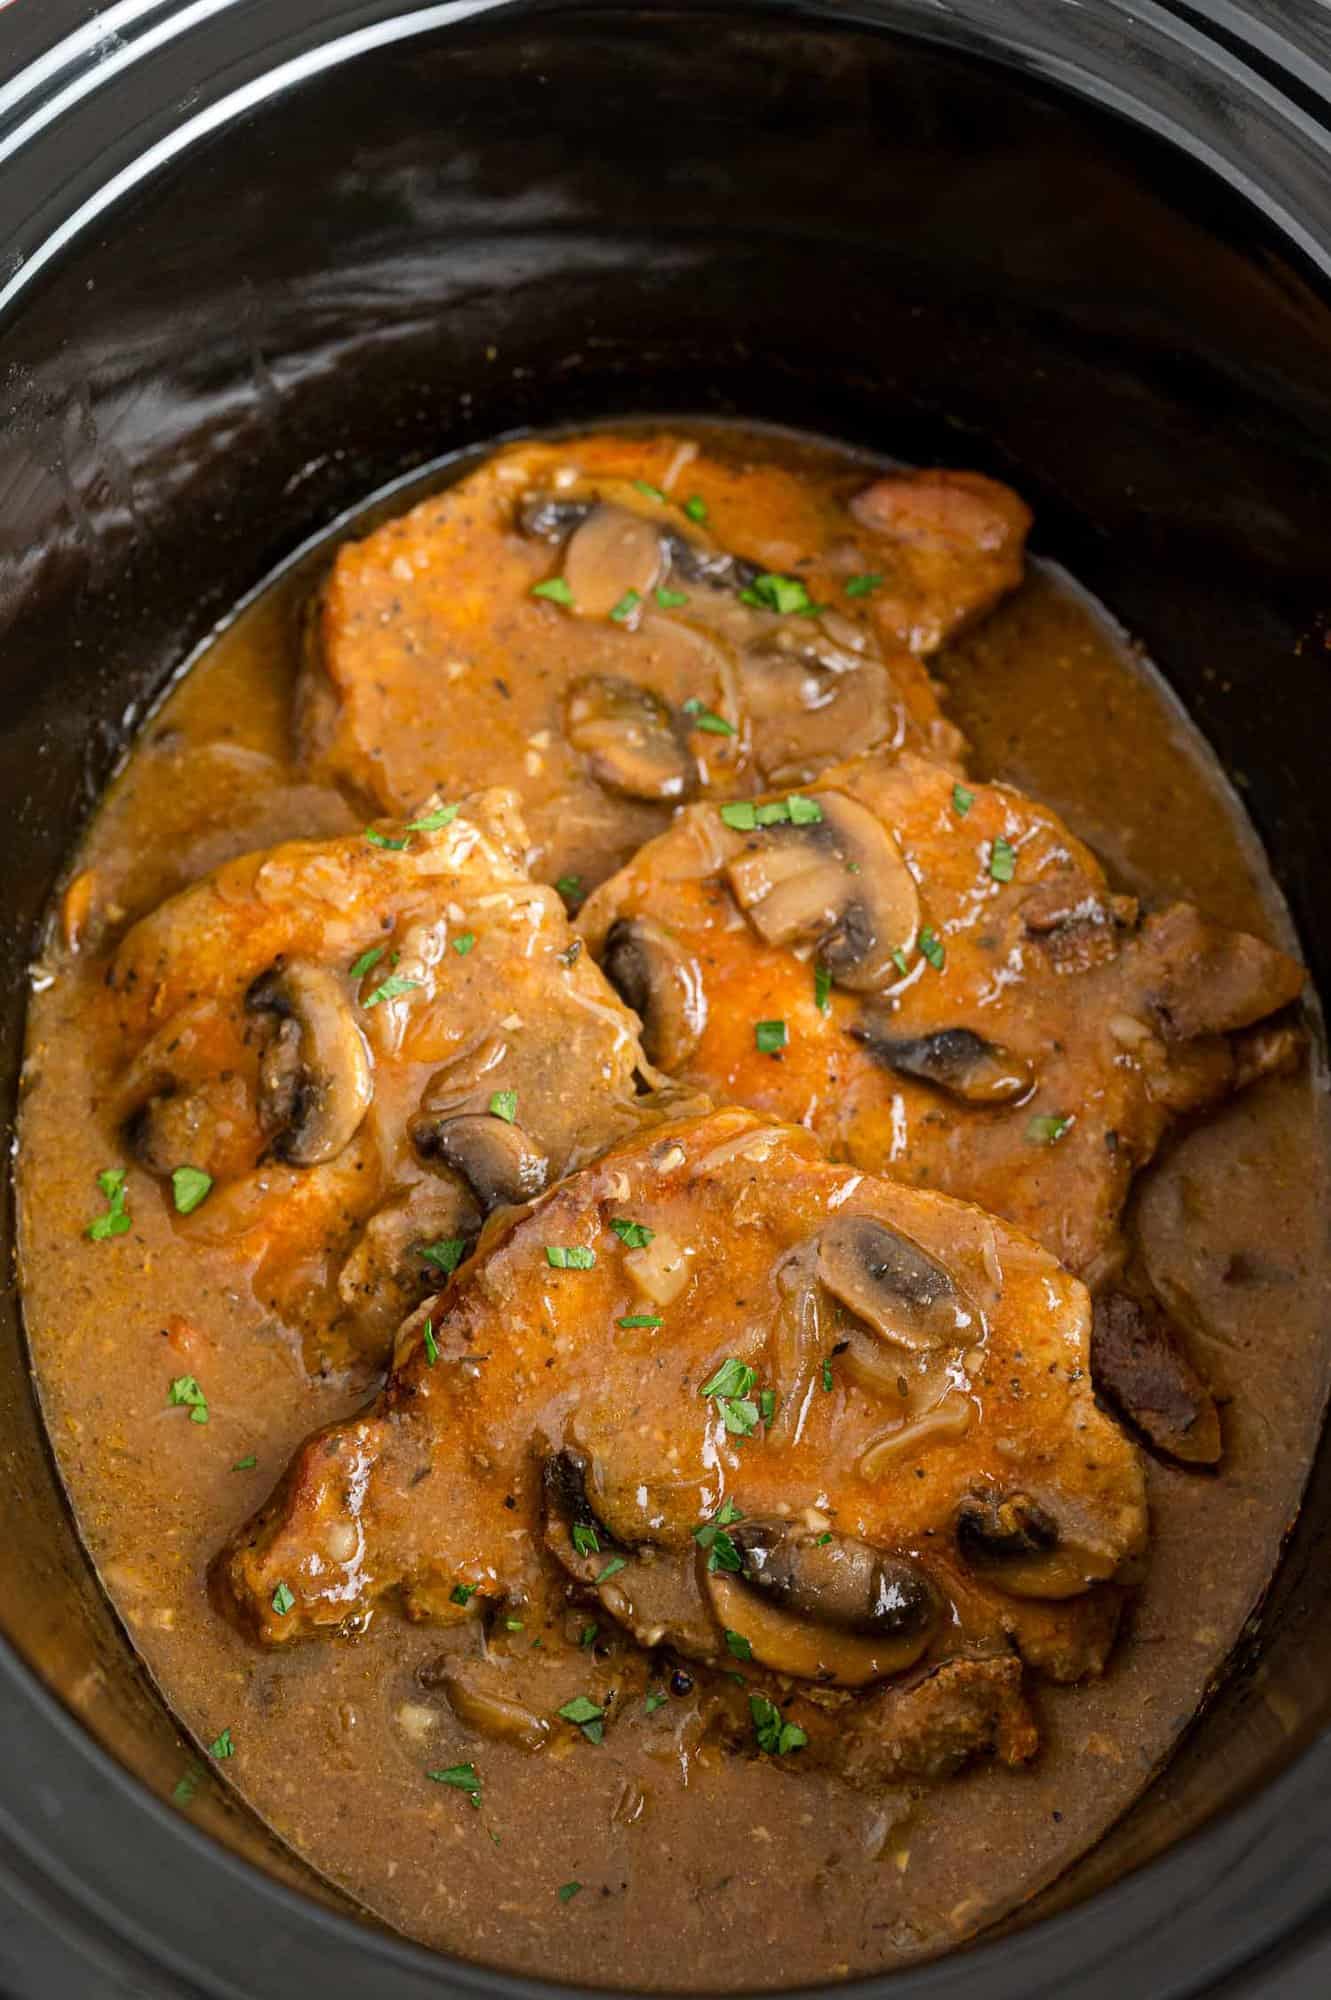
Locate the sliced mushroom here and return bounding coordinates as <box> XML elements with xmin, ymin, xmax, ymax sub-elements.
<box><xmin>707</xmin><ymin>1519</ymin><xmax>941</xmax><ymax>1685</ymax></box>
<box><xmin>565</xmin><ymin>676</ymin><xmax>696</xmax><ymax>802</ymax></box>
<box><xmin>601</xmin><ymin>916</ymin><xmax>706</xmax><ymax>1070</ymax></box>
<box><xmin>954</xmin><ymin>1490</ymin><xmax>1126</xmax><ymax>1600</ymax></box>
<box><xmin>439</xmin><ymin>1670</ymin><xmax>551</xmax><ymax>1752</ymax></box>
<box><xmin>410</xmin><ymin>1112</ymin><xmax>548</xmax><ymax>1212</ymax></box>
<box><xmin>816</xmin><ymin>1214</ymin><xmax>978</xmax><ymax>1354</ymax></box>
<box><xmin>851</xmin><ymin>1018</ymin><xmax>1033</xmax><ymax>1106</ymax></box>
<box><xmin>724</xmin><ymin>791</ymin><xmax>918</xmax><ymax>991</ymax></box>
<box><xmin>125</xmin><ymin>1085</ymin><xmax>216</xmax><ymax>1176</ymax></box>
<box><xmin>336</xmin><ymin>1181</ymin><xmax>482</xmax><ymax>1347</ymax></box>
<box><xmin>541</xmin><ymin>1449</ymin><xmax>716</xmax><ymax>1655</ymax></box>
<box><xmin>738</xmin><ymin>633</ymin><xmax>896</xmax><ymax>783</ymax></box>
<box><xmin>246</xmin><ymin>958</ymin><xmax>373</xmax><ymax>1166</ymax></box>
<box><xmin>517</xmin><ymin>494</ymin><xmax>595</xmax><ymax>542</ymax></box>
<box><xmin>1090</xmin><ymin>1289</ymin><xmax>1221</xmax><ymax>1466</ymax></box>
<box><xmin>562</xmin><ymin>504</ymin><xmax>665</xmax><ymax>619</ymax></box>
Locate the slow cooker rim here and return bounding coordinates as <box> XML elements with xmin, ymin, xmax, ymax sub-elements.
<box><xmin>3</xmin><ymin>3</ymin><xmax>1331</xmax><ymax>1995</ymax></box>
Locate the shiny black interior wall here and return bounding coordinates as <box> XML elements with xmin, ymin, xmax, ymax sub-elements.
<box><xmin>2</xmin><ymin>0</ymin><xmax>1331</xmax><ymax>1922</ymax></box>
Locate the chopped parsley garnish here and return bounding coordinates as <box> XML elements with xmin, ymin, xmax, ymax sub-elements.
<box><xmin>645</xmin><ymin>1689</ymin><xmax>667</xmax><ymax>1715</ymax></box>
<box><xmin>1027</xmin><ymin>1113</ymin><xmax>1075</xmax><ymax>1145</ymax></box>
<box><xmin>989</xmin><ymin>836</ymin><xmax>1016</xmax><ymax>883</ymax></box>
<box><xmin>555</xmin><ymin>874</ymin><xmax>584</xmax><ymax>904</ymax></box>
<box><xmin>750</xmin><ymin>1695</ymin><xmax>807</xmax><ymax>1757</ymax></box>
<box><xmin>919</xmin><ymin>926</ymin><xmax>946</xmax><ymax>971</ymax></box>
<box><xmin>609</xmin><ymin>588</ymin><xmax>641</xmax><ymax>623</ymax></box>
<box><xmin>683</xmin><ymin>495</ymin><xmax>708</xmax><ymax>524</ymax></box>
<box><xmin>571</xmin><ymin>1523</ymin><xmax>600</xmax><ymax>1557</ymax></box>
<box><xmin>419</xmin><ymin>1237</ymin><xmax>466</xmax><ymax>1276</ymax></box>
<box><xmin>421</xmin><ymin>1317</ymin><xmax>440</xmax><ymax>1367</ymax></box>
<box><xmin>719</xmin><ymin>794</ymin><xmax>822</xmax><ymax>833</ymax></box>
<box><xmin>87</xmin><ymin>1167</ymin><xmax>131</xmax><ymax>1241</ymax></box>
<box><xmin>531</xmin><ymin>577</ymin><xmax>575</xmax><ymax>606</ymax></box>
<box><xmin>231</xmin><ymin>1454</ymin><xmax>257</xmax><ymax>1472</ymax></box>
<box><xmin>580</xmin><ymin>1622</ymin><xmax>598</xmax><ymax>1647</ymax></box>
<box><xmin>702</xmin><ymin>1357</ymin><xmax>756</xmax><ymax>1399</ymax></box>
<box><xmin>349</xmin><ymin>944</ymin><xmax>387</xmax><ymax>979</ymax></box>
<box><xmin>429</xmin><ymin>1762</ymin><xmax>481</xmax><ymax>1806</ymax></box>
<box><xmin>172</xmin><ymin>1762</ymin><xmax>204</xmax><ymax>1806</ymax></box>
<box><xmin>815</xmin><ymin>1531</ymin><xmax>833</xmax><ymax>1546</ymax></box>
<box><xmin>558</xmin><ymin>1695</ymin><xmax>605</xmax><ymax>1744</ymax></box>
<box><xmin>953</xmin><ymin>782</ymin><xmax>975</xmax><ymax>816</ymax></box>
<box><xmin>617</xmin><ymin>1314</ymin><xmax>662</xmax><ymax>1329</ymax></box>
<box><xmin>363</xmin><ymin>973</ymin><xmax>421</xmax><ymax>1008</ymax></box>
<box><xmin>171</xmin><ymin>1165</ymin><xmax>212</xmax><ymax>1215</ymax></box>
<box><xmin>610</xmin><ymin>1217</ymin><xmax>654</xmax><ymax>1249</ymax></box>
<box><xmin>693</xmin><ymin>1498</ymin><xmax>745</xmax><ymax>1573</ymax></box>
<box><xmin>891</xmin><ymin>946</ymin><xmax>911</xmax><ymax>976</ymax></box>
<box><xmin>452</xmin><ymin>931</ymin><xmax>477</xmax><ymax>956</ymax></box>
<box><xmin>822</xmin><ymin>1357</ymin><xmax>835</xmax><ymax>1391</ymax></box>
<box><xmin>740</xmin><ymin>572</ymin><xmax>820</xmax><ymax>617</ymax></box>
<box><xmin>633</xmin><ymin>479</ymin><xmax>668</xmax><ymax>502</ymax></box>
<box><xmin>168</xmin><ymin>1375</ymin><xmax>209</xmax><ymax>1426</ymax></box>
<box><xmin>271</xmin><ymin>1582</ymin><xmax>294</xmax><ymax>1617</ymax></box>
<box><xmin>406</xmin><ymin>803</ymin><xmax>460</xmax><ymax>832</ymax></box>
<box><xmin>814</xmin><ymin>966</ymin><xmax>832</xmax><ymax>1014</ymax></box>
<box><xmin>702</xmin><ymin>1358</ymin><xmax>761</xmax><ymax>1437</ymax></box>
<box><xmin>558</xmin><ymin>1881</ymin><xmax>583</xmax><ymax>1904</ymax></box>
<box><xmin>755</xmin><ymin>1019</ymin><xmax>787</xmax><ymax>1055</ymax></box>
<box><xmin>207</xmin><ymin>1729</ymin><xmax>234</xmax><ymax>1761</ymax></box>
<box><xmin>843</xmin><ymin>572</ymin><xmax>883</xmax><ymax>598</ymax></box>
<box><xmin>655</xmin><ymin>585</ymin><xmax>689</xmax><ymax>610</ymax></box>
<box><xmin>758</xmin><ymin>1388</ymin><xmax>776</xmax><ymax>1425</ymax></box>
<box><xmin>364</xmin><ymin>827</ymin><xmax>410</xmax><ymax>851</ymax></box>
<box><xmin>450</xmin><ymin>1582</ymin><xmax>478</xmax><ymax>1606</ymax></box>
<box><xmin>681</xmin><ymin>696</ymin><xmax>735</xmax><ymax>737</ymax></box>
<box><xmin>598</xmin><ymin>1555</ymin><xmax>628</xmax><ymax>1582</ymax></box>
<box><xmin>724</xmin><ymin>1629</ymin><xmax>753</xmax><ymax>1661</ymax></box>
<box><xmin>505</xmin><ymin>1617</ymin><xmax>525</xmax><ymax>1631</ymax></box>
<box><xmin>489</xmin><ymin>1089</ymin><xmax>518</xmax><ymax>1124</ymax></box>
<box><xmin>546</xmin><ymin>1244</ymin><xmax>597</xmax><ymax>1270</ymax></box>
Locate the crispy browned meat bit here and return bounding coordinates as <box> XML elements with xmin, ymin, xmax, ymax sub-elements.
<box><xmin>1091</xmin><ymin>1288</ymin><xmax>1222</xmax><ymax>1465</ymax></box>
<box><xmin>213</xmin><ymin>1108</ymin><xmax>1146</xmax><ymax>1785</ymax></box>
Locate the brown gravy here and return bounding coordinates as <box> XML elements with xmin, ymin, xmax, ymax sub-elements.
<box><xmin>16</xmin><ymin>424</ymin><xmax>1330</xmax><ymax>1989</ymax></box>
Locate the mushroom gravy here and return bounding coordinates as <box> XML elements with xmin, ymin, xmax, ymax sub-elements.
<box><xmin>15</xmin><ymin>423</ymin><xmax>1330</xmax><ymax>1989</ymax></box>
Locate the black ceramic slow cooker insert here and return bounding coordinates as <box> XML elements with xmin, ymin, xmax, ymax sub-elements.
<box><xmin>2</xmin><ymin>3</ymin><xmax>1331</xmax><ymax>1995</ymax></box>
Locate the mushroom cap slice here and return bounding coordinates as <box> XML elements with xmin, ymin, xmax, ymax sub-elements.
<box><xmin>410</xmin><ymin>1112</ymin><xmax>549</xmax><ymax>1213</ymax></box>
<box><xmin>601</xmin><ymin>915</ymin><xmax>707</xmax><ymax>1070</ymax></box>
<box><xmin>565</xmin><ymin>675</ymin><xmax>696</xmax><ymax>803</ymax></box>
<box><xmin>561</xmin><ymin>504</ymin><xmax>665</xmax><ymax>620</ymax></box>
<box><xmin>817</xmin><ymin>1213</ymin><xmax>981</xmax><ymax>1354</ymax></box>
<box><xmin>706</xmin><ymin>1519</ymin><xmax>941</xmax><ymax>1686</ymax></box>
<box><xmin>852</xmin><ymin>1019</ymin><xmax>1033</xmax><ymax>1107</ymax></box>
<box><xmin>954</xmin><ymin>1489</ymin><xmax>1132</xmax><ymax>1600</ymax></box>
<box><xmin>246</xmin><ymin>957</ymin><xmax>373</xmax><ymax>1167</ymax></box>
<box><xmin>724</xmin><ymin>791</ymin><xmax>919</xmax><ymax>992</ymax></box>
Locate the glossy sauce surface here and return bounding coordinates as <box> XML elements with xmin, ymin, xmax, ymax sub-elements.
<box><xmin>16</xmin><ymin>425</ymin><xmax>1331</xmax><ymax>1989</ymax></box>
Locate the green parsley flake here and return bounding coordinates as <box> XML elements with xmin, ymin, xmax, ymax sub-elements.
<box><xmin>531</xmin><ymin>577</ymin><xmax>575</xmax><ymax>606</ymax></box>
<box><xmin>759</xmin><ymin>1388</ymin><xmax>776</xmax><ymax>1425</ymax></box>
<box><xmin>231</xmin><ymin>1454</ymin><xmax>257</xmax><ymax>1472</ymax></box>
<box><xmin>724</xmin><ymin>1629</ymin><xmax>753</xmax><ymax>1662</ymax></box>
<box><xmin>814</xmin><ymin>966</ymin><xmax>832</xmax><ymax>1014</ymax></box>
<box><xmin>645</xmin><ymin>1689</ymin><xmax>667</xmax><ymax>1715</ymax></box>
<box><xmin>207</xmin><ymin>1729</ymin><xmax>234</xmax><ymax>1761</ymax></box>
<box><xmin>693</xmin><ymin>1498</ymin><xmax>745</xmax><ymax>1573</ymax></box>
<box><xmin>555</xmin><ymin>874</ymin><xmax>584</xmax><ymax>904</ymax></box>
<box><xmin>419</xmin><ymin>1237</ymin><xmax>466</xmax><ymax>1276</ymax></box>
<box><xmin>755</xmin><ymin>1019</ymin><xmax>787</xmax><ymax>1055</ymax></box>
<box><xmin>719</xmin><ymin>794</ymin><xmax>822</xmax><ymax>833</ymax></box>
<box><xmin>633</xmin><ymin>480</ymin><xmax>668</xmax><ymax>503</ymax></box>
<box><xmin>364</xmin><ymin>973</ymin><xmax>421</xmax><ymax>1008</ymax></box>
<box><xmin>423</xmin><ymin>1319</ymin><xmax>440</xmax><ymax>1366</ymax></box>
<box><xmin>489</xmin><ymin>1089</ymin><xmax>518</xmax><ymax>1124</ymax></box>
<box><xmin>364</xmin><ymin>827</ymin><xmax>410</xmax><ymax>851</ymax></box>
<box><xmin>580</xmin><ymin>1622</ymin><xmax>598</xmax><ymax>1647</ymax></box>
<box><xmin>171</xmin><ymin>1165</ymin><xmax>212</xmax><ymax>1215</ymax></box>
<box><xmin>87</xmin><ymin>1167</ymin><xmax>131</xmax><ymax>1241</ymax></box>
<box><xmin>683</xmin><ymin>495</ymin><xmax>708</xmax><ymax>523</ymax></box>
<box><xmin>271</xmin><ymin>1582</ymin><xmax>295</xmax><ymax>1617</ymax></box>
<box><xmin>546</xmin><ymin>1245</ymin><xmax>597</xmax><ymax>1270</ymax></box>
<box><xmin>609</xmin><ymin>1217</ymin><xmax>654</xmax><ymax>1249</ymax></box>
<box><xmin>750</xmin><ymin>1695</ymin><xmax>807</xmax><ymax>1757</ymax></box>
<box><xmin>681</xmin><ymin>696</ymin><xmax>735</xmax><ymax>736</ymax></box>
<box><xmin>172</xmin><ymin>1762</ymin><xmax>204</xmax><ymax>1806</ymax></box>
<box><xmin>740</xmin><ymin>571</ymin><xmax>818</xmax><ymax>616</ymax></box>
<box><xmin>558</xmin><ymin>1696</ymin><xmax>605</xmax><ymax>1744</ymax></box>
<box><xmin>617</xmin><ymin>1314</ymin><xmax>662</xmax><ymax>1329</ymax></box>
<box><xmin>919</xmin><ymin>927</ymin><xmax>946</xmax><ymax>971</ymax></box>
<box><xmin>598</xmin><ymin>1555</ymin><xmax>628</xmax><ymax>1581</ymax></box>
<box><xmin>452</xmin><ymin>931</ymin><xmax>477</xmax><ymax>956</ymax></box>
<box><xmin>450</xmin><ymin>1583</ymin><xmax>478</xmax><ymax>1606</ymax></box>
<box><xmin>655</xmin><ymin>585</ymin><xmax>689</xmax><ymax>609</ymax></box>
<box><xmin>406</xmin><ymin>803</ymin><xmax>460</xmax><ymax>832</ymax></box>
<box><xmin>989</xmin><ymin>836</ymin><xmax>1016</xmax><ymax>884</ymax></box>
<box><xmin>891</xmin><ymin>946</ymin><xmax>912</xmax><ymax>976</ymax></box>
<box><xmin>505</xmin><ymin>1617</ymin><xmax>525</xmax><ymax>1631</ymax></box>
<box><xmin>168</xmin><ymin>1375</ymin><xmax>209</xmax><ymax>1426</ymax></box>
<box><xmin>822</xmin><ymin>1357</ymin><xmax>835</xmax><ymax>1391</ymax></box>
<box><xmin>702</xmin><ymin>1359</ymin><xmax>761</xmax><ymax>1438</ymax></box>
<box><xmin>609</xmin><ymin>588</ymin><xmax>641</xmax><ymax>623</ymax></box>
<box><xmin>349</xmin><ymin>944</ymin><xmax>387</xmax><ymax>979</ymax></box>
<box><xmin>558</xmin><ymin>1881</ymin><xmax>583</xmax><ymax>1904</ymax></box>
<box><xmin>429</xmin><ymin>1762</ymin><xmax>481</xmax><ymax>1806</ymax></box>
<box><xmin>843</xmin><ymin>572</ymin><xmax>884</xmax><ymax>598</ymax></box>
<box><xmin>952</xmin><ymin>783</ymin><xmax>975</xmax><ymax>817</ymax></box>
<box><xmin>1027</xmin><ymin>1113</ymin><xmax>1075</xmax><ymax>1145</ymax></box>
<box><xmin>815</xmin><ymin>1531</ymin><xmax>833</xmax><ymax>1546</ymax></box>
<box><xmin>702</xmin><ymin>1357</ymin><xmax>757</xmax><ymax>1399</ymax></box>
<box><xmin>571</xmin><ymin>1523</ymin><xmax>600</xmax><ymax>1557</ymax></box>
